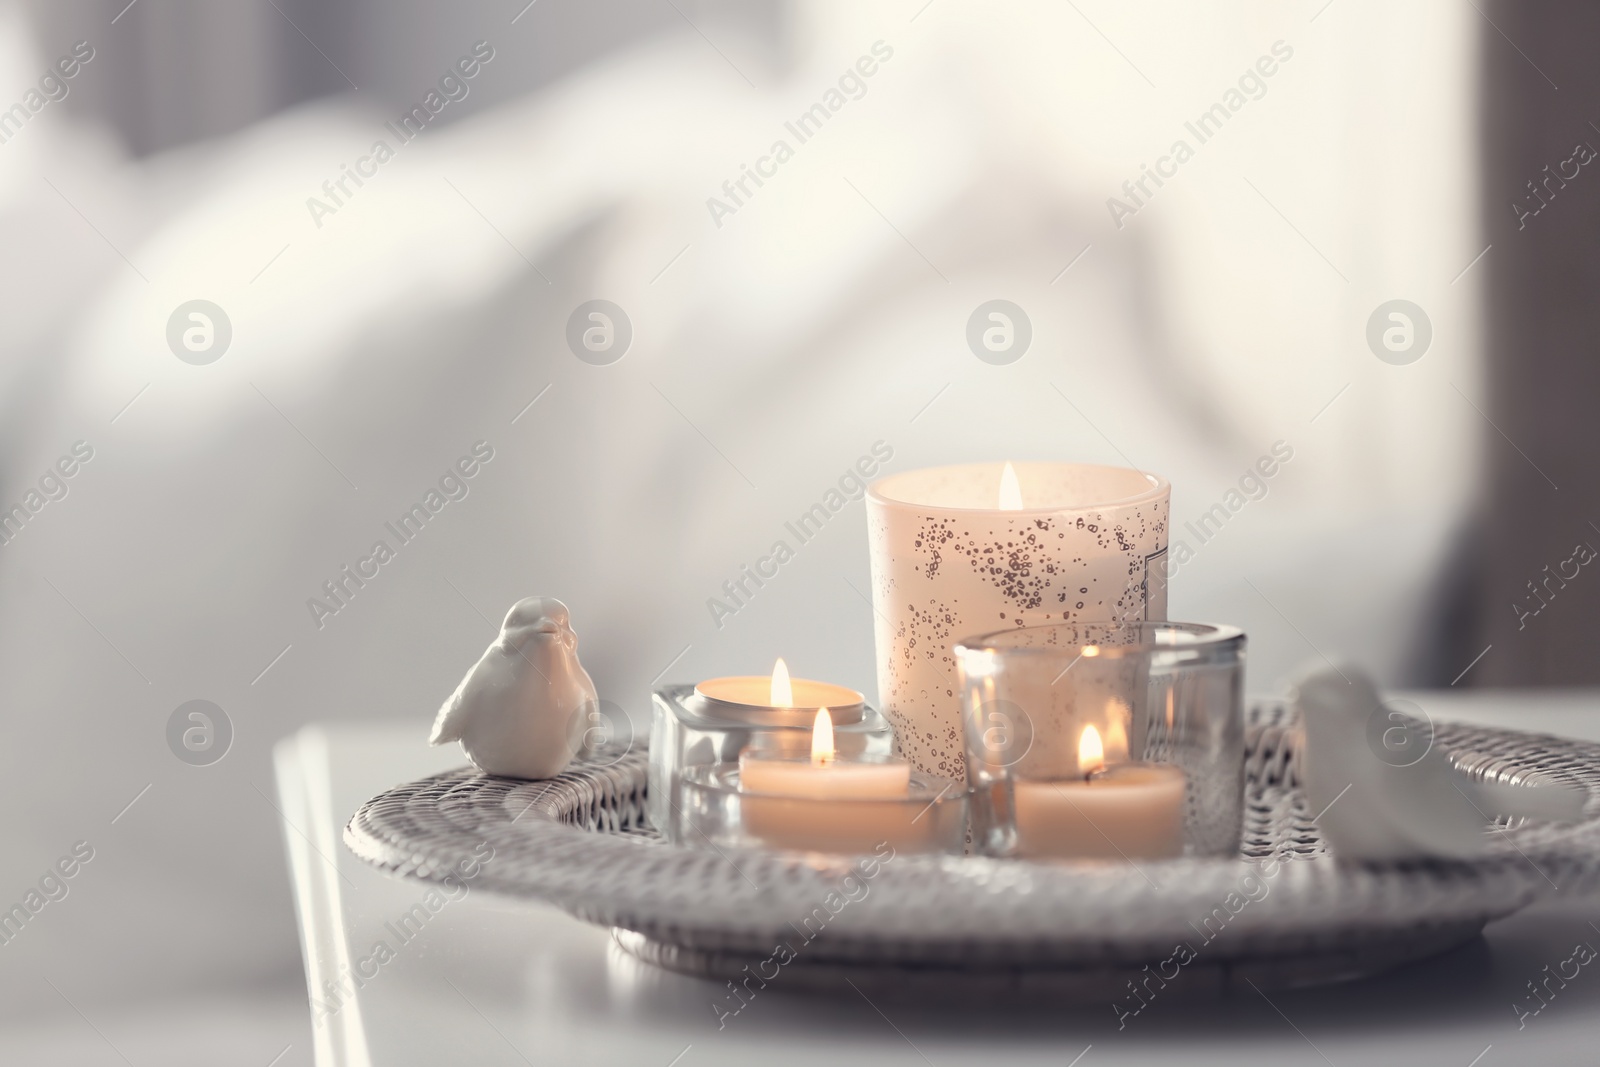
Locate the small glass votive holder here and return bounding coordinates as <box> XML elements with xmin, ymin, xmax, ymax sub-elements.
<box><xmin>675</xmin><ymin>763</ymin><xmax>967</xmax><ymax>855</ymax></box>
<box><xmin>648</xmin><ymin>683</ymin><xmax>895</xmax><ymax>841</ymax></box>
<box><xmin>954</xmin><ymin>621</ymin><xmax>1245</xmax><ymax>860</ymax></box>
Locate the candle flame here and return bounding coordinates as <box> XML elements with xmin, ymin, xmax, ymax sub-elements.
<box><xmin>1078</xmin><ymin>724</ymin><xmax>1105</xmax><ymax>777</ymax></box>
<box><xmin>811</xmin><ymin>707</ymin><xmax>834</xmax><ymax>764</ymax></box>
<box><xmin>771</xmin><ymin>658</ymin><xmax>793</xmax><ymax>706</ymax></box>
<box><xmin>998</xmin><ymin>461</ymin><xmax>1024</xmax><ymax>510</ymax></box>
<box><xmin>1104</xmin><ymin>702</ymin><xmax>1129</xmax><ymax>761</ymax></box>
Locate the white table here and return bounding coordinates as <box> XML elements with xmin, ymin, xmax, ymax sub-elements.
<box><xmin>275</xmin><ymin>691</ymin><xmax>1600</xmax><ymax>1066</ymax></box>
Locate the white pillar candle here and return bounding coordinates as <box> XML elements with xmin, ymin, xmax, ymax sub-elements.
<box><xmin>867</xmin><ymin>462</ymin><xmax>1170</xmax><ymax>778</ymax></box>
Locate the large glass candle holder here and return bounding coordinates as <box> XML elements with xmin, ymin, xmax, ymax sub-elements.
<box><xmin>954</xmin><ymin>621</ymin><xmax>1244</xmax><ymax>860</ymax></box>
<box><xmin>867</xmin><ymin>462</ymin><xmax>1170</xmax><ymax>779</ymax></box>
<box><xmin>648</xmin><ymin>680</ymin><xmax>894</xmax><ymax>840</ymax></box>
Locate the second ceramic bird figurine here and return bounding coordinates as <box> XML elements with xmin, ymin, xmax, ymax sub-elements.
<box><xmin>429</xmin><ymin>597</ymin><xmax>600</xmax><ymax>779</ymax></box>
<box><xmin>1294</xmin><ymin>663</ymin><xmax>1585</xmax><ymax>861</ymax></box>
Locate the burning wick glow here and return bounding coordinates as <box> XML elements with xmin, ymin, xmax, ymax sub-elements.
<box><xmin>1078</xmin><ymin>724</ymin><xmax>1105</xmax><ymax>779</ymax></box>
<box><xmin>999</xmin><ymin>461</ymin><xmax>1024</xmax><ymax>510</ymax></box>
<box><xmin>770</xmin><ymin>658</ymin><xmax>793</xmax><ymax>706</ymax></box>
<box><xmin>811</xmin><ymin>707</ymin><xmax>834</xmax><ymax>764</ymax></box>
<box><xmin>1104</xmin><ymin>703</ymin><xmax>1129</xmax><ymax>761</ymax></box>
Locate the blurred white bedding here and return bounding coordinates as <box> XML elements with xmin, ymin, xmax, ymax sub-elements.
<box><xmin>0</xmin><ymin>0</ymin><xmax>1480</xmax><ymax>1054</ymax></box>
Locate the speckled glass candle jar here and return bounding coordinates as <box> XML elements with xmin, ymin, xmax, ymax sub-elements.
<box><xmin>866</xmin><ymin>462</ymin><xmax>1170</xmax><ymax>779</ymax></box>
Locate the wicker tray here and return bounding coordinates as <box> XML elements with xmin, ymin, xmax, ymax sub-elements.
<box><xmin>344</xmin><ymin>703</ymin><xmax>1600</xmax><ymax>993</ymax></box>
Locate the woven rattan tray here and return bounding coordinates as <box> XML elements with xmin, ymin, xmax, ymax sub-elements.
<box><xmin>344</xmin><ymin>703</ymin><xmax>1600</xmax><ymax>993</ymax></box>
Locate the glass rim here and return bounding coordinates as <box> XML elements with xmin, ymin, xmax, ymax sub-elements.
<box><xmin>953</xmin><ymin>620</ymin><xmax>1244</xmax><ymax>660</ymax></box>
<box><xmin>866</xmin><ymin>461</ymin><xmax>1170</xmax><ymax>515</ymax></box>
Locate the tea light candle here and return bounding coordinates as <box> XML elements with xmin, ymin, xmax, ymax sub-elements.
<box><xmin>696</xmin><ymin>658</ymin><xmax>864</xmax><ymax>720</ymax></box>
<box><xmin>739</xmin><ymin>709</ymin><xmax>911</xmax><ymax>798</ymax></box>
<box><xmin>649</xmin><ymin>661</ymin><xmax>898</xmax><ymax>842</ymax></box>
<box><xmin>1012</xmin><ymin>725</ymin><xmax>1186</xmax><ymax>860</ymax></box>
<box><xmin>736</xmin><ymin>709</ymin><xmax>933</xmax><ymax>852</ymax></box>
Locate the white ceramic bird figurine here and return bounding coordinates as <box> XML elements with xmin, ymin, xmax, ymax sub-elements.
<box><xmin>429</xmin><ymin>597</ymin><xmax>600</xmax><ymax>779</ymax></box>
<box><xmin>1294</xmin><ymin>663</ymin><xmax>1585</xmax><ymax>861</ymax></box>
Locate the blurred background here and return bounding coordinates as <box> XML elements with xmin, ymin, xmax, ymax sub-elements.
<box><xmin>0</xmin><ymin>0</ymin><xmax>1592</xmax><ymax>1061</ymax></box>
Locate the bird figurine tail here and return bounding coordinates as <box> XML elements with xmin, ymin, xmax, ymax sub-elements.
<box><xmin>428</xmin><ymin>697</ymin><xmax>465</xmax><ymax>746</ymax></box>
<box><xmin>1459</xmin><ymin>777</ymin><xmax>1585</xmax><ymax>824</ymax></box>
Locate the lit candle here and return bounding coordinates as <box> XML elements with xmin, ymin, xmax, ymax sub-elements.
<box><xmin>735</xmin><ymin>709</ymin><xmax>945</xmax><ymax>852</ymax></box>
<box><xmin>1010</xmin><ymin>725</ymin><xmax>1186</xmax><ymax>860</ymax></box>
<box><xmin>739</xmin><ymin>709</ymin><xmax>912</xmax><ymax>799</ymax></box>
<box><xmin>650</xmin><ymin>660</ymin><xmax>902</xmax><ymax>842</ymax></box>
<box><xmin>695</xmin><ymin>658</ymin><xmax>864</xmax><ymax>718</ymax></box>
<box><xmin>867</xmin><ymin>461</ymin><xmax>1171</xmax><ymax>779</ymax></box>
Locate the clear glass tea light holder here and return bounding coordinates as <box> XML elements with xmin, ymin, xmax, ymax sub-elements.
<box><xmin>675</xmin><ymin>763</ymin><xmax>967</xmax><ymax>856</ymax></box>
<box><xmin>954</xmin><ymin>621</ymin><xmax>1245</xmax><ymax>860</ymax></box>
<box><xmin>648</xmin><ymin>682</ymin><xmax>895</xmax><ymax>840</ymax></box>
